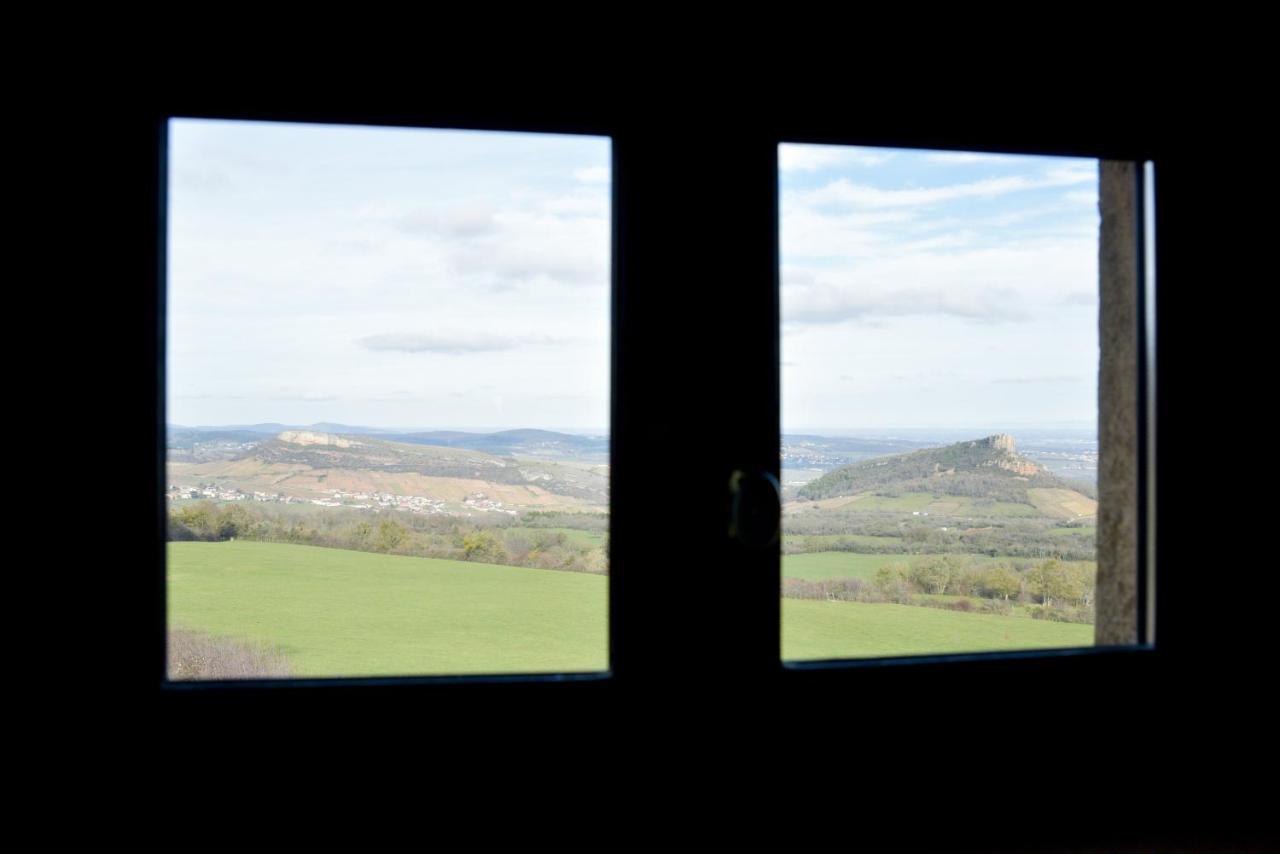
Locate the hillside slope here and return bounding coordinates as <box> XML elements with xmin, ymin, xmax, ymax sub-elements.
<box><xmin>797</xmin><ymin>434</ymin><xmax>1078</xmax><ymax>505</ymax></box>
<box><xmin>169</xmin><ymin>430</ymin><xmax>608</xmax><ymax>506</ymax></box>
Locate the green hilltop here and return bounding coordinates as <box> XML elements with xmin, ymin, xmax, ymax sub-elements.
<box><xmin>797</xmin><ymin>434</ymin><xmax>1074</xmax><ymax>503</ymax></box>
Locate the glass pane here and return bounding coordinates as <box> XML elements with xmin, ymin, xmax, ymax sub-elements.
<box><xmin>780</xmin><ymin>144</ymin><xmax>1110</xmax><ymax>660</ymax></box>
<box><xmin>167</xmin><ymin>119</ymin><xmax>610</xmax><ymax>679</ymax></box>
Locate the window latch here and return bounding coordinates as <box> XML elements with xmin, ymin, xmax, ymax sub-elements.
<box><xmin>728</xmin><ymin>469</ymin><xmax>781</xmax><ymax>548</ymax></box>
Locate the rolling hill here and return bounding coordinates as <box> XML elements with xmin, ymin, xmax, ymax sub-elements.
<box><xmin>387</xmin><ymin>428</ymin><xmax>608</xmax><ymax>461</ymax></box>
<box><xmin>168</xmin><ymin>429</ymin><xmax>609</xmax><ymax>508</ymax></box>
<box><xmin>796</xmin><ymin>434</ymin><xmax>1094</xmax><ymax>517</ymax></box>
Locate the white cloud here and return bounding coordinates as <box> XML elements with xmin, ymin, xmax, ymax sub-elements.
<box><xmin>357</xmin><ymin>333</ymin><xmax>556</xmax><ymax>354</ymax></box>
<box><xmin>779</xmin><ymin>145</ymin><xmax>893</xmax><ymax>172</ymax></box>
<box><xmin>574</xmin><ymin>166</ymin><xmax>610</xmax><ymax>184</ymax></box>
<box><xmin>801</xmin><ymin>166</ymin><xmax>1095</xmax><ymax>210</ymax></box>
<box><xmin>175</xmin><ymin>166</ymin><xmax>233</xmax><ymax>192</ymax></box>
<box><xmin>784</xmin><ymin>280</ymin><xmax>1030</xmax><ymax>325</ymax></box>
<box><xmin>447</xmin><ymin>209</ymin><xmax>609</xmax><ymax>287</ymax></box>
<box><xmin>782</xmin><ymin>238</ymin><xmax>1097</xmax><ymax>325</ymax></box>
<box><xmin>1064</xmin><ymin>189</ymin><xmax>1098</xmax><ymax>206</ymax></box>
<box><xmin>778</xmin><ymin>148</ymin><xmax>1100</xmax><ymax>429</ymax></box>
<box><xmin>1062</xmin><ymin>291</ymin><xmax>1097</xmax><ymax>306</ymax></box>
<box><xmin>270</xmin><ymin>390</ymin><xmax>342</xmax><ymax>402</ymax></box>
<box><xmin>167</xmin><ymin>120</ymin><xmax>612</xmax><ymax>429</ymax></box>
<box><xmin>922</xmin><ymin>152</ymin><xmax>1029</xmax><ymax>165</ymax></box>
<box><xmin>779</xmin><ymin>207</ymin><xmax>914</xmax><ymax>259</ymax></box>
<box><xmin>992</xmin><ymin>375</ymin><xmax>1085</xmax><ymax>384</ymax></box>
<box><xmin>398</xmin><ymin>205</ymin><xmax>499</xmax><ymax>238</ymax></box>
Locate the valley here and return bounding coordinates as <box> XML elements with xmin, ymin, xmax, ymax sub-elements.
<box><xmin>166</xmin><ymin>424</ymin><xmax>1100</xmax><ymax>677</ymax></box>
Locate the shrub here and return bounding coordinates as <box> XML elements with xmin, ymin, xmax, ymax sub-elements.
<box><xmin>781</xmin><ymin>577</ymin><xmax>879</xmax><ymax>603</ymax></box>
<box><xmin>168</xmin><ymin>627</ymin><xmax>294</xmax><ymax>680</ymax></box>
<box><xmin>1026</xmin><ymin>604</ymin><xmax>1095</xmax><ymax>625</ymax></box>
<box><xmin>979</xmin><ymin>598</ymin><xmax>1014</xmax><ymax>616</ymax></box>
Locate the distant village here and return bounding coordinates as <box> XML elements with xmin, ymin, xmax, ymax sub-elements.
<box><xmin>166</xmin><ymin>484</ymin><xmax>518</xmax><ymax>516</ymax></box>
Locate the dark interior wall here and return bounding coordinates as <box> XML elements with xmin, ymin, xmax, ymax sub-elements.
<box><xmin>87</xmin><ymin>67</ymin><xmax>1271</xmax><ymax>842</ymax></box>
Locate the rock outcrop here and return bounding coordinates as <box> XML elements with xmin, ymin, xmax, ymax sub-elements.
<box><xmin>974</xmin><ymin>434</ymin><xmax>1042</xmax><ymax>476</ymax></box>
<box><xmin>799</xmin><ymin>433</ymin><xmax>1052</xmax><ymax>500</ymax></box>
<box><xmin>277</xmin><ymin>430</ymin><xmax>362</xmax><ymax>448</ymax></box>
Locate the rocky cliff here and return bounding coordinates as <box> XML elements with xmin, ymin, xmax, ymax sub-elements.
<box><xmin>798</xmin><ymin>434</ymin><xmax>1053</xmax><ymax>501</ymax></box>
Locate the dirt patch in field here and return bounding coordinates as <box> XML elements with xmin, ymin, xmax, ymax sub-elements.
<box><xmin>169</xmin><ymin>458</ymin><xmax>594</xmax><ymax>509</ymax></box>
<box><xmin>785</xmin><ymin>493</ymin><xmax>864</xmax><ymax>512</ymax></box>
<box><xmin>310</xmin><ymin>470</ymin><xmax>585</xmax><ymax>507</ymax></box>
<box><xmin>1027</xmin><ymin>488</ymin><xmax>1097</xmax><ymax>520</ymax></box>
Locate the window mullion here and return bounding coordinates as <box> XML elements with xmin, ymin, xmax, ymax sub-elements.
<box><xmin>609</xmin><ymin>128</ymin><xmax>781</xmax><ymax>691</ymax></box>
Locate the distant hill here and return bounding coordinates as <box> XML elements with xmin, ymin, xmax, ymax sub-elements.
<box><xmin>168</xmin><ymin>428</ymin><xmax>266</xmax><ymax>448</ymax></box>
<box><xmin>782</xmin><ymin>434</ymin><xmax>931</xmax><ymax>471</ymax></box>
<box><xmin>167</xmin><ymin>429</ymin><xmax>268</xmax><ymax>462</ymax></box>
<box><xmin>797</xmin><ymin>434</ymin><xmax>1072</xmax><ymax>504</ymax></box>
<box><xmin>168</xmin><ymin>424</ymin><xmax>608</xmax><ymax>462</ymax></box>
<box><xmin>175</xmin><ymin>423</ymin><xmax>300</xmax><ymax>434</ymax></box>
<box><xmin>385</xmin><ymin>428</ymin><xmax>608</xmax><ymax>462</ymax></box>
<box><xmin>169</xmin><ymin>430</ymin><xmax>608</xmax><ymax>507</ymax></box>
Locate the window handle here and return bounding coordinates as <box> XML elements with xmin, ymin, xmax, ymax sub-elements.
<box><xmin>728</xmin><ymin>469</ymin><xmax>781</xmax><ymax>548</ymax></box>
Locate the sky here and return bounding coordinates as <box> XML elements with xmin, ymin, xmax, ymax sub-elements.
<box><xmin>780</xmin><ymin>145</ymin><xmax>1099</xmax><ymax>433</ymax></box>
<box><xmin>168</xmin><ymin>120</ymin><xmax>1099</xmax><ymax>435</ymax></box>
<box><xmin>167</xmin><ymin>119</ymin><xmax>611</xmax><ymax>432</ymax></box>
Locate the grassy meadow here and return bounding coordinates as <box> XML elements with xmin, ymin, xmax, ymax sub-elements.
<box><xmin>782</xmin><ymin>598</ymin><xmax>1093</xmax><ymax>660</ymax></box>
<box><xmin>786</xmin><ymin>533</ymin><xmax>905</xmax><ymax>550</ymax></box>
<box><xmin>168</xmin><ymin>541</ymin><xmax>608</xmax><ymax>677</ymax></box>
<box><xmin>798</xmin><ymin>491</ymin><xmax>1043</xmax><ymax>517</ymax></box>
<box><xmin>170</xmin><ymin>541</ymin><xmax>1096</xmax><ymax>678</ymax></box>
<box><xmin>505</xmin><ymin>526</ymin><xmax>606</xmax><ymax>549</ymax></box>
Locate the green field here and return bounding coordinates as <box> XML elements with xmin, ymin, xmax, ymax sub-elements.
<box><xmin>786</xmin><ymin>533</ymin><xmax>904</xmax><ymax>550</ymax></box>
<box><xmin>830</xmin><ymin>491</ymin><xmax>1041</xmax><ymax>517</ymax></box>
<box><xmin>170</xmin><ymin>541</ymin><xmax>1095</xmax><ymax>677</ymax></box>
<box><xmin>784</xmin><ymin>551</ymin><xmax>919</xmax><ymax>581</ymax></box>
<box><xmin>1049</xmin><ymin>526</ymin><xmax>1097</xmax><ymax>538</ymax></box>
<box><xmin>783</xmin><ymin>599</ymin><xmax>1093</xmax><ymax>659</ymax></box>
<box><xmin>503</xmin><ymin>526</ymin><xmax>606</xmax><ymax>549</ymax></box>
<box><xmin>168</xmin><ymin>541</ymin><xmax>608</xmax><ymax>677</ymax></box>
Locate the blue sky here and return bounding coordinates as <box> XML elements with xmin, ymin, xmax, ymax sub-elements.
<box><xmin>168</xmin><ymin>119</ymin><xmax>611</xmax><ymax>431</ymax></box>
<box><xmin>168</xmin><ymin>121</ymin><xmax>1099</xmax><ymax>434</ymax></box>
<box><xmin>780</xmin><ymin>145</ymin><xmax>1099</xmax><ymax>432</ymax></box>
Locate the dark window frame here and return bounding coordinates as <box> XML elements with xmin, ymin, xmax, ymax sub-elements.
<box><xmin>137</xmin><ymin>100</ymin><xmax>1167</xmax><ymax>714</ymax></box>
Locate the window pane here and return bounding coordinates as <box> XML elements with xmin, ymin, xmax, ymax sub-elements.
<box><xmin>166</xmin><ymin>119</ymin><xmax>610</xmax><ymax>679</ymax></box>
<box><xmin>780</xmin><ymin>144</ymin><xmax>1111</xmax><ymax>660</ymax></box>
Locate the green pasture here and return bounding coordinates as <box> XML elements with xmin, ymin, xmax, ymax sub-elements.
<box><xmin>783</xmin><ymin>599</ymin><xmax>1093</xmax><ymax>660</ymax></box>
<box><xmin>168</xmin><ymin>541</ymin><xmax>607</xmax><ymax>677</ymax></box>
<box><xmin>785</xmin><ymin>533</ymin><xmax>904</xmax><ymax>551</ymax></box>
<box><xmin>169</xmin><ymin>541</ymin><xmax>1096</xmax><ymax>678</ymax></box>
<box><xmin>840</xmin><ymin>492</ymin><xmax>1041</xmax><ymax>517</ymax></box>
<box><xmin>1049</xmin><ymin>526</ymin><xmax>1097</xmax><ymax>538</ymax></box>
<box><xmin>784</xmin><ymin>552</ymin><xmax>918</xmax><ymax>581</ymax></box>
<box><xmin>503</xmin><ymin>526</ymin><xmax>606</xmax><ymax>549</ymax></box>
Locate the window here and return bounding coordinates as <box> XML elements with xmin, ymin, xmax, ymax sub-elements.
<box><xmin>103</xmin><ymin>82</ymin><xmax>1280</xmax><ymax>848</ymax></box>
<box><xmin>130</xmin><ymin>102</ymin><xmax>1163</xmax><ymax>708</ymax></box>
<box><xmin>777</xmin><ymin>144</ymin><xmax>1151</xmax><ymax>662</ymax></box>
<box><xmin>164</xmin><ymin>119</ymin><xmax>612</xmax><ymax>679</ymax></box>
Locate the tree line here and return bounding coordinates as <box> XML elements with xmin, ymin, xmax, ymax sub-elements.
<box><xmin>783</xmin><ymin>518</ymin><xmax>1096</xmax><ymax>562</ymax></box>
<box><xmin>783</xmin><ymin>556</ymin><xmax>1095</xmax><ymax>624</ymax></box>
<box><xmin>168</xmin><ymin>501</ymin><xmax>608</xmax><ymax>574</ymax></box>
